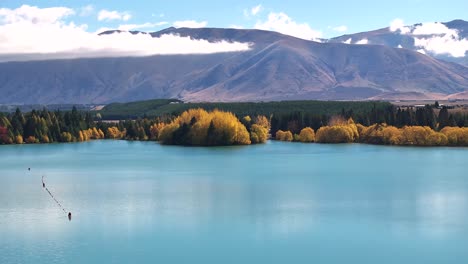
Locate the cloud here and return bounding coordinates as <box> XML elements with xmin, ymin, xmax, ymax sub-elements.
<box><xmin>0</xmin><ymin>5</ymin><xmax>251</xmax><ymax>62</ymax></box>
<box><xmin>98</xmin><ymin>9</ymin><xmax>131</xmax><ymax>21</ymax></box>
<box><xmin>389</xmin><ymin>18</ymin><xmax>410</xmax><ymax>34</ymax></box>
<box><xmin>389</xmin><ymin>19</ymin><xmax>468</xmax><ymax>58</ymax></box>
<box><xmin>251</xmin><ymin>5</ymin><xmax>263</xmax><ymax>16</ymax></box>
<box><xmin>118</xmin><ymin>22</ymin><xmax>168</xmax><ymax>31</ymax></box>
<box><xmin>173</xmin><ymin>20</ymin><xmax>207</xmax><ymax>28</ymax></box>
<box><xmin>254</xmin><ymin>12</ymin><xmax>322</xmax><ymax>40</ymax></box>
<box><xmin>0</xmin><ymin>4</ymin><xmax>74</xmax><ymax>24</ymax></box>
<box><xmin>412</xmin><ymin>22</ymin><xmax>467</xmax><ymax>57</ymax></box>
<box><xmin>229</xmin><ymin>24</ymin><xmax>244</xmax><ymax>29</ymax></box>
<box><xmin>79</xmin><ymin>5</ymin><xmax>94</xmax><ymax>17</ymax></box>
<box><xmin>412</xmin><ymin>22</ymin><xmax>457</xmax><ymax>36</ymax></box>
<box><xmin>332</xmin><ymin>25</ymin><xmax>348</xmax><ymax>32</ymax></box>
<box><xmin>414</xmin><ymin>35</ymin><xmax>468</xmax><ymax>57</ymax></box>
<box><xmin>355</xmin><ymin>39</ymin><xmax>369</xmax><ymax>45</ymax></box>
<box><xmin>416</xmin><ymin>49</ymin><xmax>426</xmax><ymax>54</ymax></box>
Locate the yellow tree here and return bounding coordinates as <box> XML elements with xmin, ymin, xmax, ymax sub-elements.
<box><xmin>298</xmin><ymin>127</ymin><xmax>315</xmax><ymax>143</ymax></box>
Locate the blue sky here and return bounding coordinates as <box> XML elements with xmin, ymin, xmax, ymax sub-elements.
<box><xmin>2</xmin><ymin>0</ymin><xmax>467</xmax><ymax>38</ymax></box>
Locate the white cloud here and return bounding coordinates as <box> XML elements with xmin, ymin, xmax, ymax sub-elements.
<box><xmin>389</xmin><ymin>18</ymin><xmax>411</xmax><ymax>34</ymax></box>
<box><xmin>412</xmin><ymin>22</ymin><xmax>467</xmax><ymax>58</ymax></box>
<box><xmin>332</xmin><ymin>25</ymin><xmax>348</xmax><ymax>32</ymax></box>
<box><xmin>343</xmin><ymin>38</ymin><xmax>352</xmax><ymax>44</ymax></box>
<box><xmin>173</xmin><ymin>20</ymin><xmax>207</xmax><ymax>28</ymax></box>
<box><xmin>79</xmin><ymin>5</ymin><xmax>94</xmax><ymax>17</ymax></box>
<box><xmin>0</xmin><ymin>4</ymin><xmax>74</xmax><ymax>24</ymax></box>
<box><xmin>412</xmin><ymin>22</ymin><xmax>457</xmax><ymax>36</ymax></box>
<box><xmin>229</xmin><ymin>24</ymin><xmax>244</xmax><ymax>29</ymax></box>
<box><xmin>389</xmin><ymin>19</ymin><xmax>468</xmax><ymax>58</ymax></box>
<box><xmin>98</xmin><ymin>9</ymin><xmax>131</xmax><ymax>21</ymax></box>
<box><xmin>251</xmin><ymin>5</ymin><xmax>263</xmax><ymax>16</ymax></box>
<box><xmin>414</xmin><ymin>35</ymin><xmax>468</xmax><ymax>57</ymax></box>
<box><xmin>355</xmin><ymin>38</ymin><xmax>369</xmax><ymax>45</ymax></box>
<box><xmin>118</xmin><ymin>22</ymin><xmax>168</xmax><ymax>31</ymax></box>
<box><xmin>416</xmin><ymin>49</ymin><xmax>426</xmax><ymax>54</ymax></box>
<box><xmin>254</xmin><ymin>12</ymin><xmax>322</xmax><ymax>40</ymax></box>
<box><xmin>0</xmin><ymin>5</ymin><xmax>251</xmax><ymax>62</ymax></box>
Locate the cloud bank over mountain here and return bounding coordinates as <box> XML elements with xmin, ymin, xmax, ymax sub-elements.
<box><xmin>389</xmin><ymin>19</ymin><xmax>468</xmax><ymax>58</ymax></box>
<box><xmin>0</xmin><ymin>5</ymin><xmax>251</xmax><ymax>62</ymax></box>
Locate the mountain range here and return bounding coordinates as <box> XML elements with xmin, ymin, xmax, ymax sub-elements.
<box><xmin>1</xmin><ymin>20</ymin><xmax>468</xmax><ymax>104</ymax></box>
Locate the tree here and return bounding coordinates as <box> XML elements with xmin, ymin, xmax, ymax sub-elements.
<box><xmin>298</xmin><ymin>127</ymin><xmax>315</xmax><ymax>142</ymax></box>
<box><xmin>250</xmin><ymin>124</ymin><xmax>268</xmax><ymax>144</ymax></box>
<box><xmin>159</xmin><ymin>109</ymin><xmax>251</xmax><ymax>146</ymax></box>
<box><xmin>438</xmin><ymin>107</ymin><xmax>450</xmax><ymax>129</ymax></box>
<box><xmin>275</xmin><ymin>130</ymin><xmax>293</xmax><ymax>141</ymax></box>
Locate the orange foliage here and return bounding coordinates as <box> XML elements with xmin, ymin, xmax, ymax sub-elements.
<box><xmin>15</xmin><ymin>135</ymin><xmax>23</xmax><ymax>144</ymax></box>
<box><xmin>25</xmin><ymin>136</ymin><xmax>37</xmax><ymax>144</ymax></box>
<box><xmin>276</xmin><ymin>130</ymin><xmax>293</xmax><ymax>141</ymax></box>
<box><xmin>250</xmin><ymin>124</ymin><xmax>268</xmax><ymax>144</ymax></box>
<box><xmin>440</xmin><ymin>127</ymin><xmax>468</xmax><ymax>146</ymax></box>
<box><xmin>159</xmin><ymin>109</ymin><xmax>251</xmax><ymax>146</ymax></box>
<box><xmin>298</xmin><ymin>127</ymin><xmax>315</xmax><ymax>143</ymax></box>
<box><xmin>149</xmin><ymin>123</ymin><xmax>166</xmax><ymax>141</ymax></box>
<box><xmin>106</xmin><ymin>127</ymin><xmax>125</xmax><ymax>139</ymax></box>
<box><xmin>316</xmin><ymin>118</ymin><xmax>359</xmax><ymax>143</ymax></box>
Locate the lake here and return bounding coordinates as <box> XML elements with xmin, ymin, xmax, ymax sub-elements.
<box><xmin>1</xmin><ymin>140</ymin><xmax>467</xmax><ymax>263</ymax></box>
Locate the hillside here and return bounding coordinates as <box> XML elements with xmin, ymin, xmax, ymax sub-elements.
<box><xmin>1</xmin><ymin>26</ymin><xmax>468</xmax><ymax>104</ymax></box>
<box><xmin>98</xmin><ymin>99</ymin><xmax>392</xmax><ymax>120</ymax></box>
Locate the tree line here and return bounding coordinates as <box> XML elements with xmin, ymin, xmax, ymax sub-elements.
<box><xmin>274</xmin><ymin>117</ymin><xmax>468</xmax><ymax>146</ymax></box>
<box><xmin>1</xmin><ymin>105</ymin><xmax>467</xmax><ymax>146</ymax></box>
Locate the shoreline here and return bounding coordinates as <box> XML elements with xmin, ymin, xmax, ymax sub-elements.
<box><xmin>2</xmin><ymin>139</ymin><xmax>468</xmax><ymax>148</ymax></box>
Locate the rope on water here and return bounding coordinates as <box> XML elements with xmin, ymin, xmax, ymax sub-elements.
<box><xmin>42</xmin><ymin>176</ymin><xmax>68</xmax><ymax>214</ymax></box>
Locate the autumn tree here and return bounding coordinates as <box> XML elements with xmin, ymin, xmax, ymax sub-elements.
<box><xmin>275</xmin><ymin>130</ymin><xmax>293</xmax><ymax>141</ymax></box>
<box><xmin>159</xmin><ymin>109</ymin><xmax>251</xmax><ymax>146</ymax></box>
<box><xmin>250</xmin><ymin>124</ymin><xmax>268</xmax><ymax>144</ymax></box>
<box><xmin>298</xmin><ymin>127</ymin><xmax>315</xmax><ymax>142</ymax></box>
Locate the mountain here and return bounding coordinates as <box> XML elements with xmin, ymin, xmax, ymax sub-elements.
<box><xmin>1</xmin><ymin>26</ymin><xmax>468</xmax><ymax>104</ymax></box>
<box><xmin>329</xmin><ymin>19</ymin><xmax>468</xmax><ymax>66</ymax></box>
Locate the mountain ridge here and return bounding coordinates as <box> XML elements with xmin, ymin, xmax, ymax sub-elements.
<box><xmin>1</xmin><ymin>23</ymin><xmax>468</xmax><ymax>104</ymax></box>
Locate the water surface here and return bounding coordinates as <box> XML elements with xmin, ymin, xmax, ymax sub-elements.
<box><xmin>1</xmin><ymin>141</ymin><xmax>467</xmax><ymax>263</ymax></box>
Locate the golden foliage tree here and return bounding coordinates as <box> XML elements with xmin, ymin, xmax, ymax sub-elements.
<box><xmin>316</xmin><ymin>119</ymin><xmax>358</xmax><ymax>143</ymax></box>
<box><xmin>298</xmin><ymin>127</ymin><xmax>315</xmax><ymax>142</ymax></box>
<box><xmin>15</xmin><ymin>135</ymin><xmax>23</xmax><ymax>144</ymax></box>
<box><xmin>159</xmin><ymin>109</ymin><xmax>251</xmax><ymax>146</ymax></box>
<box><xmin>254</xmin><ymin>115</ymin><xmax>271</xmax><ymax>130</ymax></box>
<box><xmin>149</xmin><ymin>123</ymin><xmax>166</xmax><ymax>141</ymax></box>
<box><xmin>25</xmin><ymin>136</ymin><xmax>37</xmax><ymax>144</ymax></box>
<box><xmin>276</xmin><ymin>130</ymin><xmax>293</xmax><ymax>141</ymax></box>
<box><xmin>440</xmin><ymin>127</ymin><xmax>468</xmax><ymax>146</ymax></box>
<box><xmin>250</xmin><ymin>124</ymin><xmax>268</xmax><ymax>144</ymax></box>
<box><xmin>106</xmin><ymin>127</ymin><xmax>125</xmax><ymax>139</ymax></box>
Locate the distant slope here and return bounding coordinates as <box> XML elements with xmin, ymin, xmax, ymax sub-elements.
<box><xmin>1</xmin><ymin>26</ymin><xmax>468</xmax><ymax>104</ymax></box>
<box><xmin>329</xmin><ymin>19</ymin><xmax>468</xmax><ymax>66</ymax></box>
<box><xmin>98</xmin><ymin>99</ymin><xmax>392</xmax><ymax>120</ymax></box>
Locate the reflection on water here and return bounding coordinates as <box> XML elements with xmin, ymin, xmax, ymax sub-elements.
<box><xmin>1</xmin><ymin>141</ymin><xmax>468</xmax><ymax>263</ymax></box>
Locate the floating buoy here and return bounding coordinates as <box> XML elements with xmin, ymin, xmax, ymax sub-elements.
<box><xmin>42</xmin><ymin>176</ymin><xmax>71</xmax><ymax>221</ymax></box>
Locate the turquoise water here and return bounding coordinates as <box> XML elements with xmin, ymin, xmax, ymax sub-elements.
<box><xmin>1</xmin><ymin>141</ymin><xmax>467</xmax><ymax>264</ymax></box>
